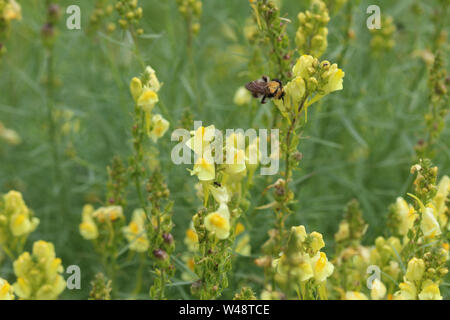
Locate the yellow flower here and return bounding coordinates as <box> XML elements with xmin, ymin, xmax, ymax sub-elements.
<box><xmin>395</xmin><ymin>197</ymin><xmax>417</xmax><ymax>236</ymax></box>
<box><xmin>421</xmin><ymin>206</ymin><xmax>441</xmax><ymax>239</ymax></box>
<box><xmin>311</xmin><ymin>251</ymin><xmax>334</xmax><ymax>282</ymax></box>
<box><xmin>186</xmin><ymin>125</ymin><xmax>216</xmax><ymax>156</ymax></box>
<box><xmin>3</xmin><ymin>0</ymin><xmax>22</xmax><ymax>21</ymax></box>
<box><xmin>191</xmin><ymin>157</ymin><xmax>215</xmax><ymax>181</ymax></box>
<box><xmin>148</xmin><ymin>114</ymin><xmax>169</xmax><ymax>142</ymax></box>
<box><xmin>205</xmin><ymin>203</ymin><xmax>230</xmax><ymax>239</ymax></box>
<box><xmin>0</xmin><ymin>278</ymin><xmax>14</xmax><ymax>300</ymax></box>
<box><xmin>122</xmin><ymin>209</ymin><xmax>149</xmax><ymax>252</ymax></box>
<box><xmin>233</xmin><ymin>86</ymin><xmax>252</xmax><ymax>106</ymax></box>
<box><xmin>292</xmin><ymin>55</ymin><xmax>315</xmax><ymax>79</ymax></box>
<box><xmin>393</xmin><ymin>281</ymin><xmax>417</xmax><ymax>300</ymax></box>
<box><xmin>418</xmin><ymin>280</ymin><xmax>442</xmax><ymax>300</ymax></box>
<box><xmin>144</xmin><ymin>66</ymin><xmax>161</xmax><ymax>93</ymax></box>
<box><xmin>104</xmin><ymin>206</ymin><xmax>124</xmax><ymax>221</ymax></box>
<box><xmin>334</xmin><ymin>221</ymin><xmax>349</xmax><ymax>241</ymax></box>
<box><xmin>235</xmin><ymin>234</ymin><xmax>251</xmax><ymax>256</ymax></box>
<box><xmin>224</xmin><ymin>147</ymin><xmax>247</xmax><ymax>175</ymax></box>
<box><xmin>0</xmin><ymin>123</ymin><xmax>21</xmax><ymax>145</ymax></box>
<box><xmin>291</xmin><ymin>225</ymin><xmax>307</xmax><ymax>244</ymax></box>
<box><xmin>310</xmin><ymin>231</ymin><xmax>325</xmax><ymax>252</ymax></box>
<box><xmin>137</xmin><ymin>88</ymin><xmax>159</xmax><ymax>112</ymax></box>
<box><xmin>130</xmin><ymin>77</ymin><xmax>143</xmax><ymax>102</ymax></box>
<box><xmin>434</xmin><ymin>175</ymin><xmax>449</xmax><ymax>227</ymax></box>
<box><xmin>370</xmin><ymin>279</ymin><xmax>387</xmax><ymax>300</ymax></box>
<box><xmin>185</xmin><ymin>226</ymin><xmax>199</xmax><ymax>252</ymax></box>
<box><xmin>321</xmin><ymin>63</ymin><xmax>345</xmax><ymax>94</ymax></box>
<box><xmin>345</xmin><ymin>291</ymin><xmax>368</xmax><ymax>300</ymax></box>
<box><xmin>405</xmin><ymin>257</ymin><xmax>425</xmax><ymax>282</ymax></box>
<box><xmin>13</xmin><ymin>241</ymin><xmax>65</xmax><ymax>300</ymax></box>
<box><xmin>208</xmin><ymin>184</ymin><xmax>230</xmax><ymax>204</ymax></box>
<box><xmin>79</xmin><ymin>204</ymin><xmax>98</xmax><ymax>240</ymax></box>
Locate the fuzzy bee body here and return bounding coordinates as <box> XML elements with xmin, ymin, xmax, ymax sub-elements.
<box><xmin>245</xmin><ymin>76</ymin><xmax>285</xmax><ymax>104</ymax></box>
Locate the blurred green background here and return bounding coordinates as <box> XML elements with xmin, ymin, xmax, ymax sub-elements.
<box><xmin>0</xmin><ymin>0</ymin><xmax>448</xmax><ymax>298</ymax></box>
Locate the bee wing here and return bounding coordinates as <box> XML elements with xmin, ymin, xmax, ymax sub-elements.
<box><xmin>245</xmin><ymin>81</ymin><xmax>266</xmax><ymax>98</ymax></box>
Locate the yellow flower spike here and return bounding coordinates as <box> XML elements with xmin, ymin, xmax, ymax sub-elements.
<box><xmin>79</xmin><ymin>220</ymin><xmax>98</xmax><ymax>240</ymax></box>
<box><xmin>0</xmin><ymin>278</ymin><xmax>14</xmax><ymax>300</ymax></box>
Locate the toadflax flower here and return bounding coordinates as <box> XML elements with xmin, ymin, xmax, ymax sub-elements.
<box><xmin>204</xmin><ymin>203</ymin><xmax>231</xmax><ymax>239</ymax></box>
<box><xmin>191</xmin><ymin>156</ymin><xmax>215</xmax><ymax>181</ymax></box>
<box><xmin>421</xmin><ymin>206</ymin><xmax>441</xmax><ymax>239</ymax></box>
<box><xmin>148</xmin><ymin>114</ymin><xmax>169</xmax><ymax>142</ymax></box>
<box><xmin>405</xmin><ymin>257</ymin><xmax>425</xmax><ymax>282</ymax></box>
<box><xmin>79</xmin><ymin>204</ymin><xmax>98</xmax><ymax>240</ymax></box>
<box><xmin>418</xmin><ymin>280</ymin><xmax>442</xmax><ymax>300</ymax></box>
<box><xmin>370</xmin><ymin>279</ymin><xmax>387</xmax><ymax>300</ymax></box>
<box><xmin>393</xmin><ymin>281</ymin><xmax>417</xmax><ymax>300</ymax></box>
<box><xmin>122</xmin><ymin>209</ymin><xmax>149</xmax><ymax>252</ymax></box>
<box><xmin>394</xmin><ymin>197</ymin><xmax>417</xmax><ymax>236</ymax></box>
<box><xmin>13</xmin><ymin>240</ymin><xmax>65</xmax><ymax>300</ymax></box>
<box><xmin>345</xmin><ymin>291</ymin><xmax>369</xmax><ymax>300</ymax></box>
<box><xmin>0</xmin><ymin>278</ymin><xmax>14</xmax><ymax>300</ymax></box>
<box><xmin>3</xmin><ymin>0</ymin><xmax>22</xmax><ymax>21</ymax></box>
<box><xmin>311</xmin><ymin>251</ymin><xmax>334</xmax><ymax>282</ymax></box>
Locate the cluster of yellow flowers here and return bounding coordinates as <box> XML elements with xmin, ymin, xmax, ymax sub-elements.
<box><xmin>176</xmin><ymin>0</ymin><xmax>202</xmax><ymax>36</ymax></box>
<box><xmin>0</xmin><ymin>122</ymin><xmax>21</xmax><ymax>145</ymax></box>
<box><xmin>259</xmin><ymin>226</ymin><xmax>333</xmax><ymax>299</ymax></box>
<box><xmin>370</xmin><ymin>16</ymin><xmax>396</xmax><ymax>54</ymax></box>
<box><xmin>295</xmin><ymin>0</ymin><xmax>330</xmax><ymax>58</ymax></box>
<box><xmin>79</xmin><ymin>204</ymin><xmax>125</xmax><ymax>241</ymax></box>
<box><xmin>0</xmin><ymin>0</ymin><xmax>21</xmax><ymax>56</ymax></box>
<box><xmin>274</xmin><ymin>54</ymin><xmax>344</xmax><ymax>120</ymax></box>
<box><xmin>130</xmin><ymin>66</ymin><xmax>170</xmax><ymax>142</ymax></box>
<box><xmin>13</xmin><ymin>240</ymin><xmax>65</xmax><ymax>300</ymax></box>
<box><xmin>331</xmin><ymin>166</ymin><xmax>449</xmax><ymax>300</ymax></box>
<box><xmin>0</xmin><ymin>191</ymin><xmax>39</xmax><ymax>258</ymax></box>
<box><xmin>187</xmin><ymin>126</ymin><xmax>260</xmax><ymax>240</ymax></box>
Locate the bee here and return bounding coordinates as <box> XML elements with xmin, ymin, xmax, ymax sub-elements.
<box><xmin>245</xmin><ymin>76</ymin><xmax>285</xmax><ymax>104</ymax></box>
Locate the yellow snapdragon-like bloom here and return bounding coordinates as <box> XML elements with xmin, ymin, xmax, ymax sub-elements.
<box><xmin>434</xmin><ymin>175</ymin><xmax>449</xmax><ymax>228</ymax></box>
<box><xmin>148</xmin><ymin>113</ymin><xmax>169</xmax><ymax>142</ymax></box>
<box><xmin>130</xmin><ymin>77</ymin><xmax>143</xmax><ymax>102</ymax></box>
<box><xmin>92</xmin><ymin>205</ymin><xmax>124</xmax><ymax>223</ymax></box>
<box><xmin>334</xmin><ymin>221</ymin><xmax>349</xmax><ymax>241</ymax></box>
<box><xmin>224</xmin><ymin>147</ymin><xmax>247</xmax><ymax>175</ymax></box>
<box><xmin>421</xmin><ymin>206</ymin><xmax>441</xmax><ymax>239</ymax></box>
<box><xmin>122</xmin><ymin>209</ymin><xmax>149</xmax><ymax>253</ymax></box>
<box><xmin>186</xmin><ymin>125</ymin><xmax>216</xmax><ymax>156</ymax></box>
<box><xmin>370</xmin><ymin>279</ymin><xmax>387</xmax><ymax>300</ymax></box>
<box><xmin>144</xmin><ymin>66</ymin><xmax>161</xmax><ymax>93</ymax></box>
<box><xmin>204</xmin><ymin>203</ymin><xmax>230</xmax><ymax>240</ymax></box>
<box><xmin>79</xmin><ymin>204</ymin><xmax>98</xmax><ymax>240</ymax></box>
<box><xmin>233</xmin><ymin>86</ymin><xmax>252</xmax><ymax>106</ymax></box>
<box><xmin>311</xmin><ymin>251</ymin><xmax>334</xmax><ymax>282</ymax></box>
<box><xmin>0</xmin><ymin>278</ymin><xmax>14</xmax><ymax>300</ymax></box>
<box><xmin>310</xmin><ymin>231</ymin><xmax>325</xmax><ymax>253</ymax></box>
<box><xmin>137</xmin><ymin>88</ymin><xmax>159</xmax><ymax>113</ymax></box>
<box><xmin>320</xmin><ymin>62</ymin><xmax>345</xmax><ymax>94</ymax></box>
<box><xmin>405</xmin><ymin>257</ymin><xmax>425</xmax><ymax>282</ymax></box>
<box><xmin>245</xmin><ymin>138</ymin><xmax>260</xmax><ymax>171</ymax></box>
<box><xmin>393</xmin><ymin>281</ymin><xmax>417</xmax><ymax>300</ymax></box>
<box><xmin>345</xmin><ymin>291</ymin><xmax>368</xmax><ymax>300</ymax></box>
<box><xmin>235</xmin><ymin>234</ymin><xmax>251</xmax><ymax>256</ymax></box>
<box><xmin>191</xmin><ymin>156</ymin><xmax>215</xmax><ymax>181</ymax></box>
<box><xmin>418</xmin><ymin>280</ymin><xmax>442</xmax><ymax>300</ymax></box>
<box><xmin>395</xmin><ymin>197</ymin><xmax>417</xmax><ymax>236</ymax></box>
<box><xmin>185</xmin><ymin>227</ymin><xmax>199</xmax><ymax>252</ymax></box>
<box><xmin>13</xmin><ymin>241</ymin><xmax>65</xmax><ymax>300</ymax></box>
